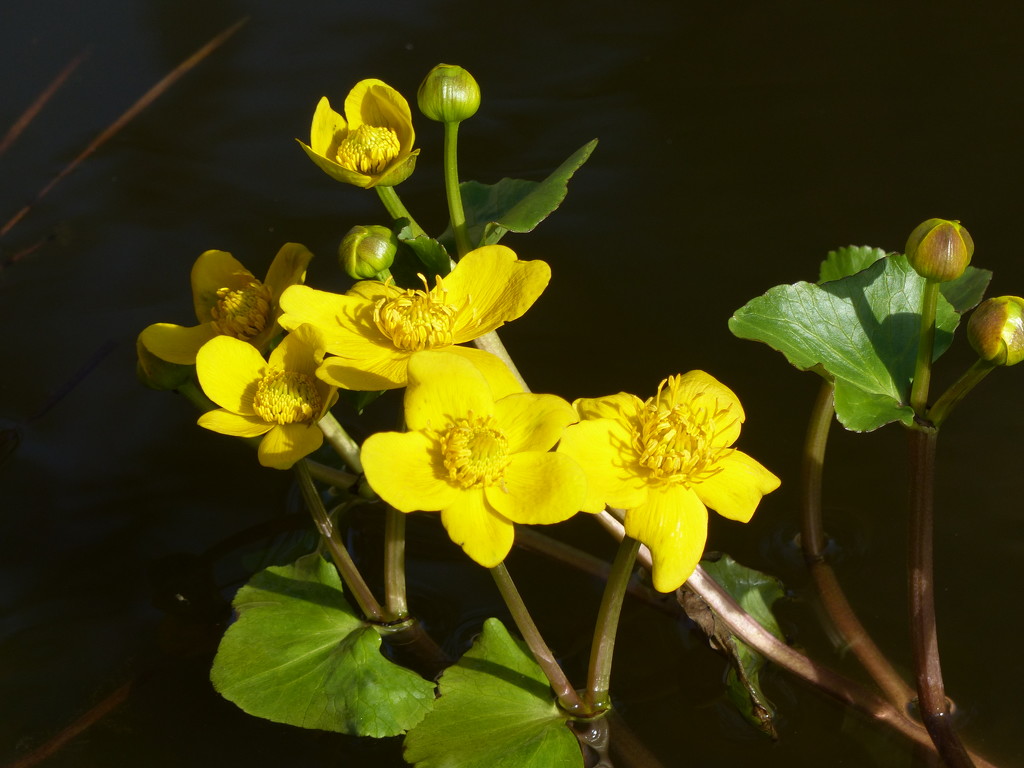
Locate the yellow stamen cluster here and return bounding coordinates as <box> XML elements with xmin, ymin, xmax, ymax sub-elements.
<box><xmin>252</xmin><ymin>369</ymin><xmax>322</xmax><ymax>425</ymax></box>
<box><xmin>374</xmin><ymin>275</ymin><xmax>462</xmax><ymax>351</ymax></box>
<box><xmin>634</xmin><ymin>376</ymin><xmax>735</xmax><ymax>486</ymax></box>
<box><xmin>440</xmin><ymin>412</ymin><xmax>511</xmax><ymax>489</ymax></box>
<box><xmin>211</xmin><ymin>281</ymin><xmax>272</xmax><ymax>339</ymax></box>
<box><xmin>336</xmin><ymin>124</ymin><xmax>401</xmax><ymax>175</ymax></box>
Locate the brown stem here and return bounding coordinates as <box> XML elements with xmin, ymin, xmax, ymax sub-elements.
<box><xmin>908</xmin><ymin>428</ymin><xmax>974</xmax><ymax>767</ymax></box>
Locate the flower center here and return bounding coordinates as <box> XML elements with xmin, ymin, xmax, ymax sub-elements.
<box><xmin>211</xmin><ymin>280</ymin><xmax>272</xmax><ymax>339</ymax></box>
<box><xmin>336</xmin><ymin>124</ymin><xmax>401</xmax><ymax>175</ymax></box>
<box><xmin>633</xmin><ymin>376</ymin><xmax>735</xmax><ymax>486</ymax></box>
<box><xmin>373</xmin><ymin>275</ymin><xmax>465</xmax><ymax>352</ymax></box>
<box><xmin>252</xmin><ymin>369</ymin><xmax>322</xmax><ymax>425</ymax></box>
<box><xmin>440</xmin><ymin>412</ymin><xmax>510</xmax><ymax>489</ymax></box>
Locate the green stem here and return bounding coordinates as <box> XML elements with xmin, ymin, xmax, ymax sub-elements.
<box><xmin>443</xmin><ymin>120</ymin><xmax>472</xmax><ymax>257</ymax></box>
<box><xmin>800</xmin><ymin>380</ymin><xmax>916</xmax><ymax>709</ymax></box>
<box><xmin>318</xmin><ymin>411</ymin><xmax>363</xmax><ymax>473</ymax></box>
<box><xmin>472</xmin><ymin>330</ymin><xmax>530</xmax><ymax>392</ymax></box>
<box><xmin>375</xmin><ymin>185</ymin><xmax>427</xmax><ymax>239</ymax></box>
<box><xmin>927</xmin><ymin>358</ymin><xmax>995</xmax><ymax>428</ymax></box>
<box><xmin>304</xmin><ymin>459</ymin><xmax>358</xmax><ymax>489</ymax></box>
<box><xmin>585</xmin><ymin>536</ymin><xmax>641</xmax><ymax>713</ymax></box>
<box><xmin>295</xmin><ymin>460</ymin><xmax>384</xmax><ymax>622</ymax></box>
<box><xmin>490</xmin><ymin>562</ymin><xmax>583</xmax><ymax>713</ymax></box>
<box><xmin>383</xmin><ymin>506</ymin><xmax>408</xmax><ymax>620</ymax></box>
<box><xmin>907</xmin><ymin>428</ymin><xmax>975</xmax><ymax>767</ymax></box>
<box><xmin>910</xmin><ymin>280</ymin><xmax>941</xmax><ymax>414</ymax></box>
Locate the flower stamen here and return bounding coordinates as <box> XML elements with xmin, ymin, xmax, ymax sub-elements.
<box><xmin>440</xmin><ymin>412</ymin><xmax>510</xmax><ymax>489</ymax></box>
<box><xmin>211</xmin><ymin>280</ymin><xmax>272</xmax><ymax>339</ymax></box>
<box><xmin>373</xmin><ymin>274</ymin><xmax>463</xmax><ymax>351</ymax></box>
<box><xmin>252</xmin><ymin>369</ymin><xmax>322</xmax><ymax>425</ymax></box>
<box><xmin>336</xmin><ymin>124</ymin><xmax>401</xmax><ymax>175</ymax></box>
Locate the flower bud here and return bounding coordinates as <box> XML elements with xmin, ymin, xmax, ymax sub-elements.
<box><xmin>905</xmin><ymin>218</ymin><xmax>974</xmax><ymax>282</ymax></box>
<box><xmin>417</xmin><ymin>64</ymin><xmax>481</xmax><ymax>123</ymax></box>
<box><xmin>339</xmin><ymin>225</ymin><xmax>397</xmax><ymax>280</ymax></box>
<box><xmin>967</xmin><ymin>295</ymin><xmax>1024</xmax><ymax>366</ymax></box>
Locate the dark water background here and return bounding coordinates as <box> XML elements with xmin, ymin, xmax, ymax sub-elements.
<box><xmin>2</xmin><ymin>1</ymin><xmax>1023</xmax><ymax>766</ymax></box>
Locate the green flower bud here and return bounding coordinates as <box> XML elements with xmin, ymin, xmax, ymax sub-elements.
<box><xmin>417</xmin><ymin>64</ymin><xmax>481</xmax><ymax>124</ymax></box>
<box><xmin>340</xmin><ymin>225</ymin><xmax>397</xmax><ymax>280</ymax></box>
<box><xmin>136</xmin><ymin>335</ymin><xmax>192</xmax><ymax>390</ymax></box>
<box><xmin>905</xmin><ymin>218</ymin><xmax>974</xmax><ymax>282</ymax></box>
<box><xmin>967</xmin><ymin>295</ymin><xmax>1024</xmax><ymax>366</ymax></box>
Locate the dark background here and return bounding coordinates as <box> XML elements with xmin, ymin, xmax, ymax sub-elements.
<box><xmin>2</xmin><ymin>1</ymin><xmax>1023</xmax><ymax>766</ymax></box>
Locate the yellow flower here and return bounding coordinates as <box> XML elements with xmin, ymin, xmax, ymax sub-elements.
<box><xmin>558</xmin><ymin>371</ymin><xmax>780</xmax><ymax>593</ymax></box>
<box><xmin>195</xmin><ymin>328</ymin><xmax>339</xmax><ymax>469</ymax></box>
<box><xmin>139</xmin><ymin>244</ymin><xmax>312</xmax><ymax>366</ymax></box>
<box><xmin>361</xmin><ymin>350</ymin><xmax>587</xmax><ymax>567</ymax></box>
<box><xmin>298</xmin><ymin>79</ymin><xmax>419</xmax><ymax>188</ymax></box>
<box><xmin>278</xmin><ymin>245</ymin><xmax>550</xmax><ymax>390</ymax></box>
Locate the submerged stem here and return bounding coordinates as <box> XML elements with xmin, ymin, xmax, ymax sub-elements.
<box><xmin>907</xmin><ymin>428</ymin><xmax>975</xmax><ymax>767</ymax></box>
<box><xmin>801</xmin><ymin>380</ymin><xmax>916</xmax><ymax>709</ymax></box>
<box><xmin>490</xmin><ymin>562</ymin><xmax>583</xmax><ymax>714</ymax></box>
<box><xmin>295</xmin><ymin>460</ymin><xmax>383</xmax><ymax>622</ymax></box>
<box><xmin>585</xmin><ymin>536</ymin><xmax>641</xmax><ymax>713</ymax></box>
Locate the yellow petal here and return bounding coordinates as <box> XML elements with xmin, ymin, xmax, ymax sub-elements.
<box><xmin>258</xmin><ymin>423</ymin><xmax>324</xmax><ymax>469</ymax></box>
<box><xmin>198</xmin><ymin>409</ymin><xmax>272</xmax><ymax>437</ymax></box>
<box><xmin>309</xmin><ymin>96</ymin><xmax>346</xmax><ymax>156</ymax></box>
<box><xmin>625</xmin><ymin>485</ymin><xmax>708</xmax><ymax>593</ymax></box>
<box><xmin>139</xmin><ymin>321</ymin><xmax>217</xmax><ymax>365</ymax></box>
<box><xmin>671</xmin><ymin>371</ymin><xmax>745</xmax><ymax>447</ymax></box>
<box><xmin>444</xmin><ymin>346</ymin><xmax>523</xmax><ymax>400</ymax></box>
<box><xmin>263</xmin><ymin>242</ymin><xmax>313</xmax><ymax>303</ymax></box>
<box><xmin>191</xmin><ymin>250</ymin><xmax>255</xmax><ymax>322</ymax></box>
<box><xmin>440</xmin><ymin>491</ymin><xmax>515</xmax><ymax>568</ymax></box>
<box><xmin>485</xmin><ymin>452</ymin><xmax>586</xmax><ymax>525</ymax></box>
<box><xmin>558</xmin><ymin>419</ymin><xmax>649</xmax><ymax>513</ymax></box>
<box><xmin>279</xmin><ymin>285</ymin><xmax>391</xmax><ymax>356</ymax></box>
<box><xmin>361</xmin><ymin>431</ymin><xmax>459</xmax><ymax>512</ymax></box>
<box><xmin>298</xmin><ymin>139</ymin><xmax>374</xmax><ymax>187</ymax></box>
<box><xmin>345</xmin><ymin>79</ymin><xmax>413</xmax><ymax>148</ymax></box>
<box><xmin>694</xmin><ymin>450</ymin><xmax>780</xmax><ymax>523</ymax></box>
<box><xmin>574</xmin><ymin>392</ymin><xmax>643</xmax><ymax>424</ymax></box>
<box><xmin>268</xmin><ymin>328</ymin><xmax>319</xmax><ymax>377</ymax></box>
<box><xmin>318</xmin><ymin>355</ymin><xmax>408</xmax><ymax>390</ymax></box>
<box><xmin>195</xmin><ymin>336</ymin><xmax>265</xmax><ymax>413</ymax></box>
<box><xmin>494</xmin><ymin>393</ymin><xmax>576</xmax><ymax>453</ymax></box>
<box><xmin>405</xmin><ymin>351</ymin><xmax>494</xmax><ymax>431</ymax></box>
<box><xmin>446</xmin><ymin>246</ymin><xmax>551</xmax><ymax>341</ymax></box>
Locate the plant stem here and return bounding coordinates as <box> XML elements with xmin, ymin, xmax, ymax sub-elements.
<box><xmin>375</xmin><ymin>185</ymin><xmax>427</xmax><ymax>239</ymax></box>
<box><xmin>304</xmin><ymin>459</ymin><xmax>358</xmax><ymax>489</ymax></box>
<box><xmin>473</xmin><ymin>330</ymin><xmax>530</xmax><ymax>392</ymax></box>
<box><xmin>295</xmin><ymin>460</ymin><xmax>384</xmax><ymax>622</ymax></box>
<box><xmin>490</xmin><ymin>561</ymin><xmax>583</xmax><ymax>713</ymax></box>
<box><xmin>910</xmin><ymin>280</ymin><xmax>941</xmax><ymax>413</ymax></box>
<box><xmin>907</xmin><ymin>427</ymin><xmax>974</xmax><ymax>767</ymax></box>
<box><xmin>801</xmin><ymin>380</ymin><xmax>916</xmax><ymax>709</ymax></box>
<box><xmin>443</xmin><ymin>120</ymin><xmax>472</xmax><ymax>257</ymax></box>
<box><xmin>927</xmin><ymin>358</ymin><xmax>995</xmax><ymax>428</ymax></box>
<box><xmin>585</xmin><ymin>536</ymin><xmax>641</xmax><ymax>713</ymax></box>
<box><xmin>383</xmin><ymin>506</ymin><xmax>408</xmax><ymax>620</ymax></box>
<box><xmin>592</xmin><ymin>511</ymin><xmax>997</xmax><ymax>768</ymax></box>
<box><xmin>318</xmin><ymin>411</ymin><xmax>363</xmax><ymax>473</ymax></box>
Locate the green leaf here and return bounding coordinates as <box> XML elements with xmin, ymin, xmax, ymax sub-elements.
<box><xmin>939</xmin><ymin>265</ymin><xmax>991</xmax><ymax>314</ymax></box>
<box><xmin>400</xmin><ymin>231</ymin><xmax>452</xmax><ymax>278</ymax></box>
<box><xmin>454</xmin><ymin>139</ymin><xmax>597</xmax><ymax>249</ymax></box>
<box><xmin>818</xmin><ymin>245</ymin><xmax>887</xmax><ymax>283</ymax></box>
<box><xmin>404</xmin><ymin>618</ymin><xmax>582</xmax><ymax>768</ymax></box>
<box><xmin>729</xmin><ymin>254</ymin><xmax>973</xmax><ymax>431</ymax></box>
<box><xmin>211</xmin><ymin>553</ymin><xmax>435</xmax><ymax>737</ymax></box>
<box><xmin>682</xmin><ymin>556</ymin><xmax>785</xmax><ymax>738</ymax></box>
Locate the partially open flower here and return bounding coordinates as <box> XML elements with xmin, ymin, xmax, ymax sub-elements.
<box><xmin>139</xmin><ymin>244</ymin><xmax>312</xmax><ymax>365</ymax></box>
<box><xmin>298</xmin><ymin>79</ymin><xmax>419</xmax><ymax>188</ymax></box>
<box><xmin>968</xmin><ymin>295</ymin><xmax>1024</xmax><ymax>366</ymax></box>
<box><xmin>195</xmin><ymin>327</ymin><xmax>338</xmax><ymax>469</ymax></box>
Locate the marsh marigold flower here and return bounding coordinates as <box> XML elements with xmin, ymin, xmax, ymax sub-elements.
<box><xmin>139</xmin><ymin>244</ymin><xmax>312</xmax><ymax>366</ymax></box>
<box><xmin>558</xmin><ymin>371</ymin><xmax>780</xmax><ymax>592</ymax></box>
<box><xmin>278</xmin><ymin>245</ymin><xmax>549</xmax><ymax>390</ymax></box>
<box><xmin>361</xmin><ymin>350</ymin><xmax>587</xmax><ymax>567</ymax></box>
<box><xmin>195</xmin><ymin>328</ymin><xmax>338</xmax><ymax>469</ymax></box>
<box><xmin>298</xmin><ymin>79</ymin><xmax>419</xmax><ymax>188</ymax></box>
